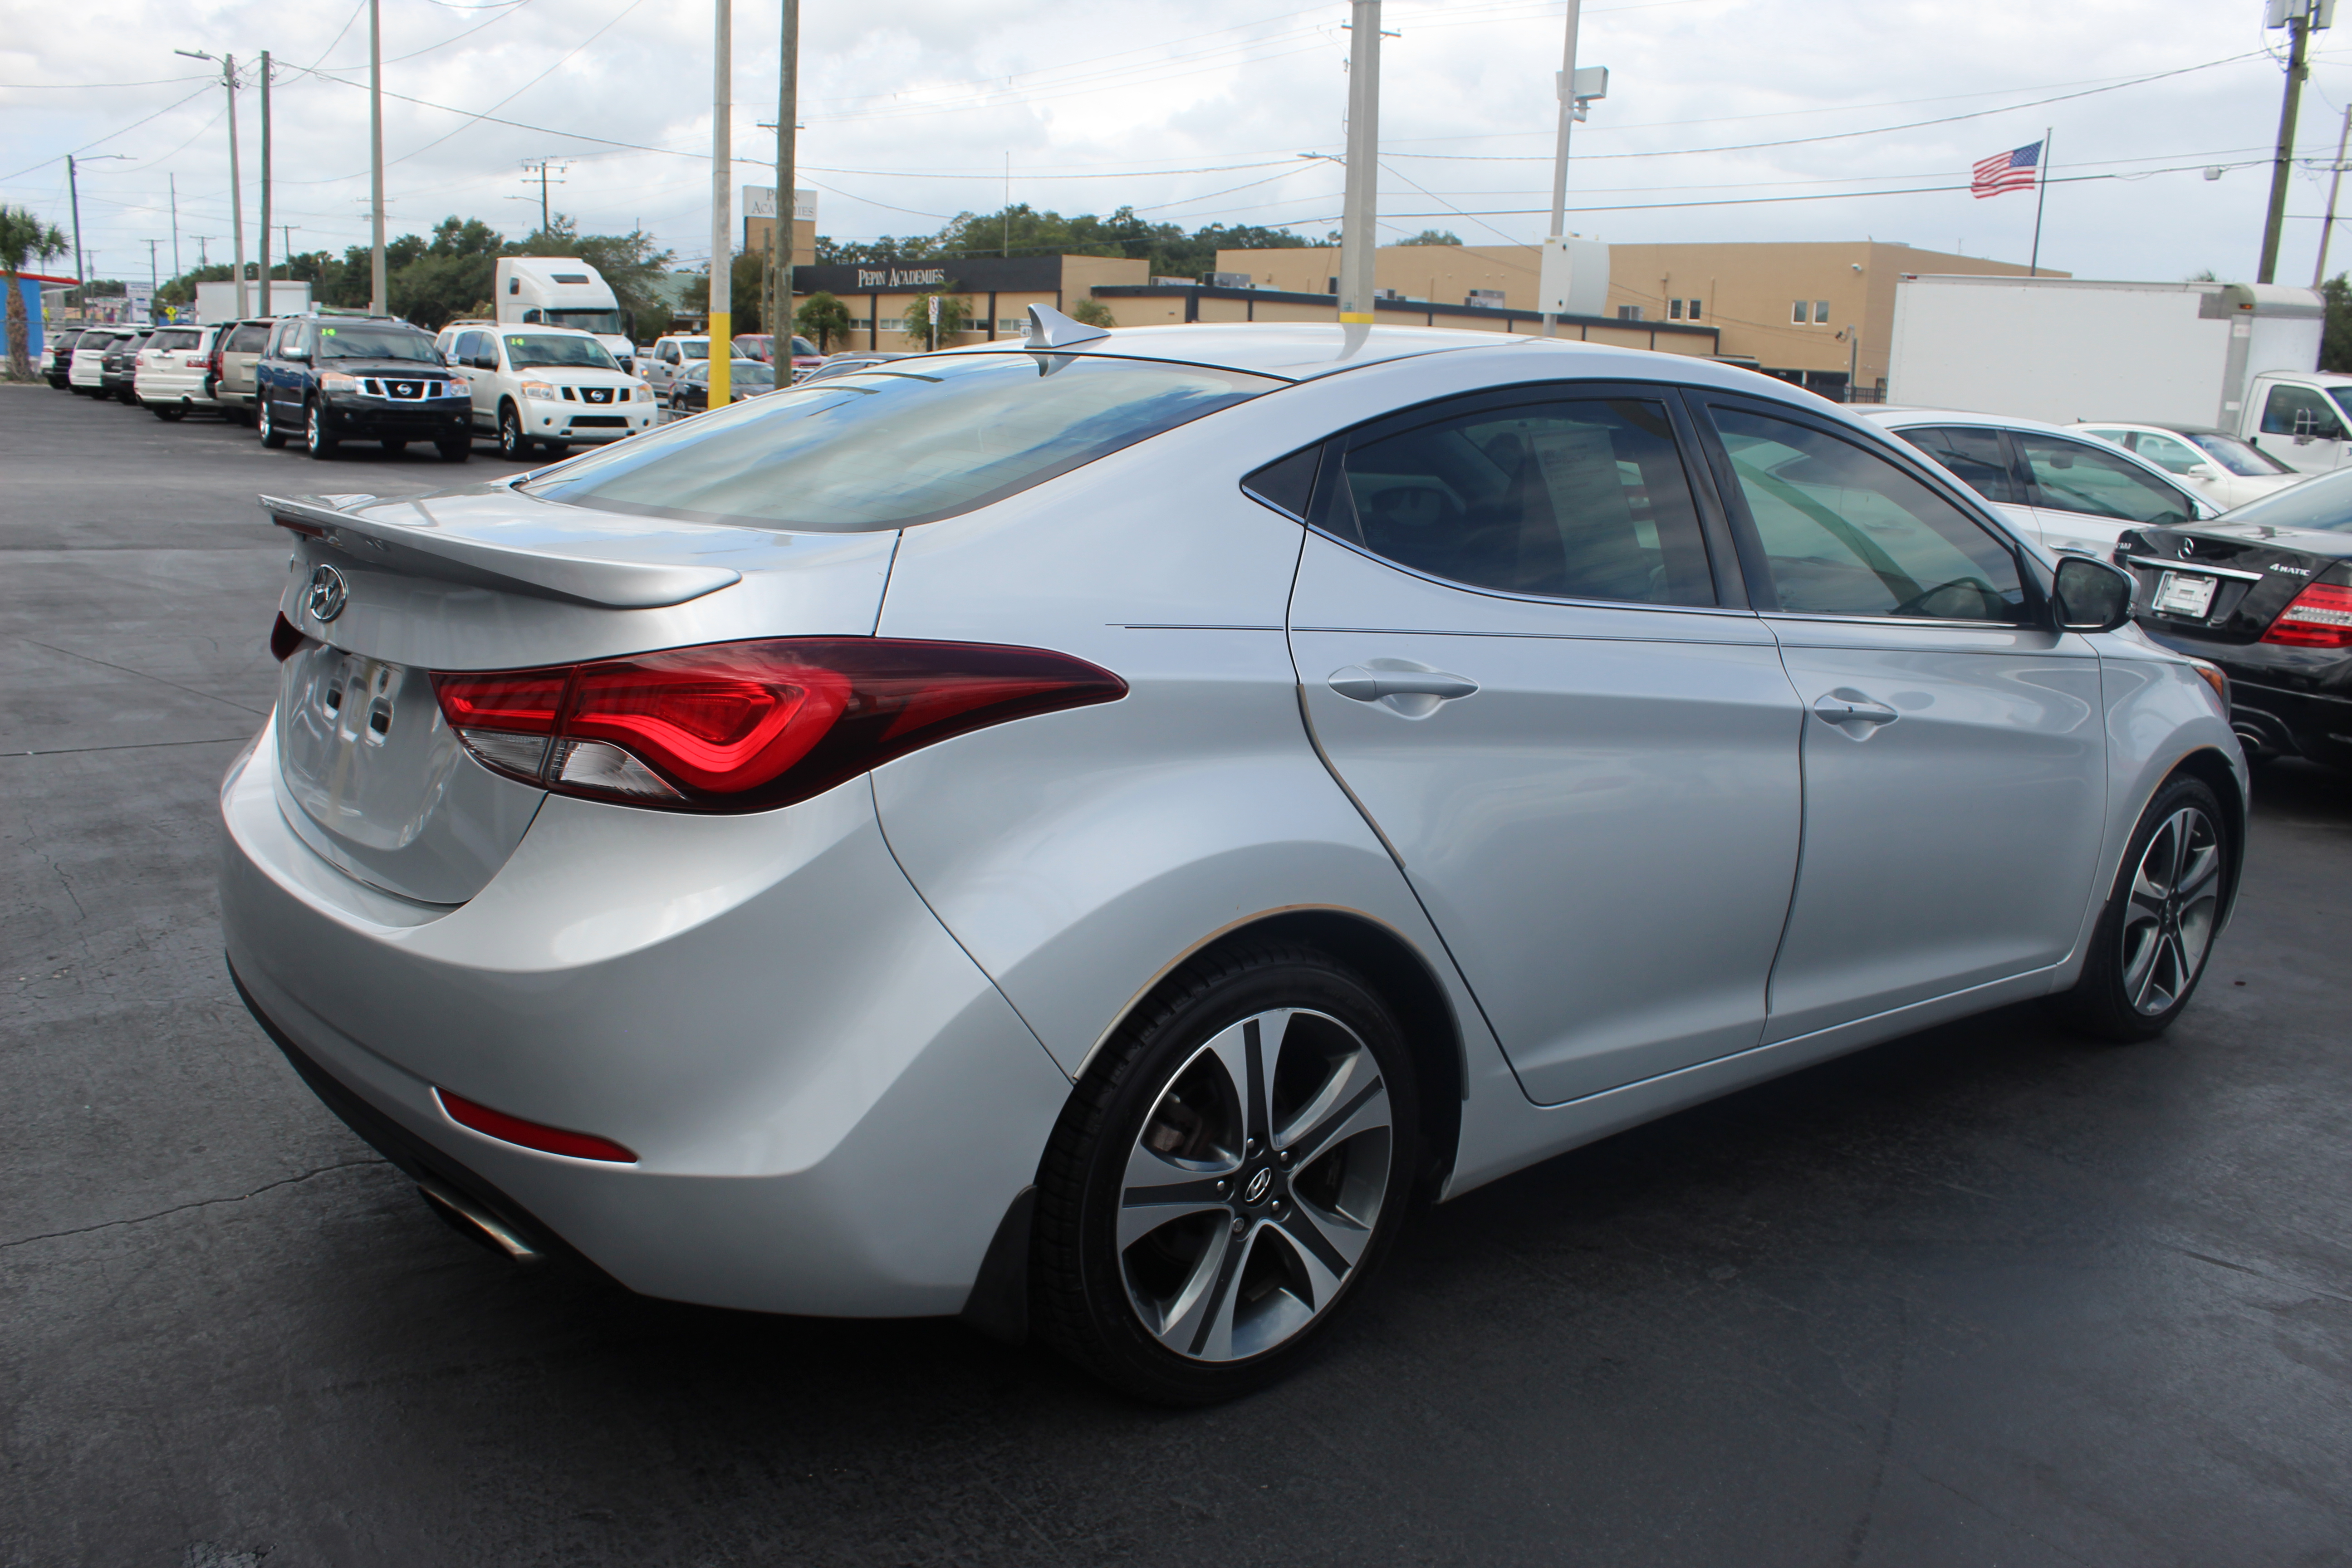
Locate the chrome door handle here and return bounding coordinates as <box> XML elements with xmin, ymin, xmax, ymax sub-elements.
<box><xmin>1813</xmin><ymin>693</ymin><xmax>1898</xmax><ymax>727</ymax></box>
<box><xmin>1328</xmin><ymin>666</ymin><xmax>1480</xmax><ymax>703</ymax></box>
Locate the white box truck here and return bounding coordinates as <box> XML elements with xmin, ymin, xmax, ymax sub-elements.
<box><xmin>1886</xmin><ymin>274</ymin><xmax>2352</xmax><ymax>473</ymax></box>
<box><xmin>194</xmin><ymin>280</ymin><xmax>310</xmax><ymax>322</ymax></box>
<box><xmin>496</xmin><ymin>257</ymin><xmax>637</xmax><ymax>372</ymax></box>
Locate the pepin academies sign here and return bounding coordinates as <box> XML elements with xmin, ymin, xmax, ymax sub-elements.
<box><xmin>742</xmin><ymin>187</ymin><xmax>819</xmax><ymax>223</ymax></box>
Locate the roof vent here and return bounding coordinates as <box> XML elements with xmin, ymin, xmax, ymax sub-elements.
<box><xmin>1024</xmin><ymin>304</ymin><xmax>1109</xmax><ymax>350</ymax></box>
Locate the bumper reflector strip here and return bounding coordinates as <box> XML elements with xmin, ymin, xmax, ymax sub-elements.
<box><xmin>436</xmin><ymin>1088</ymin><xmax>639</xmax><ymax>1163</ymax></box>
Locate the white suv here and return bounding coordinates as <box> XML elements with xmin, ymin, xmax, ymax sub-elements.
<box><xmin>436</xmin><ymin>323</ymin><xmax>656</xmax><ymax>460</ymax></box>
<box><xmin>133</xmin><ymin>324</ymin><xmax>223</xmax><ymax>421</ymax></box>
<box><xmin>639</xmin><ymin>334</ymin><xmax>710</xmax><ymax>394</ymax></box>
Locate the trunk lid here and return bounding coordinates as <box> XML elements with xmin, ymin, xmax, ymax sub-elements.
<box><xmin>264</xmin><ymin>484</ymin><xmax>898</xmax><ymax>904</ymax></box>
<box><xmin>2118</xmin><ymin>522</ymin><xmax>2352</xmax><ymax>644</ymax></box>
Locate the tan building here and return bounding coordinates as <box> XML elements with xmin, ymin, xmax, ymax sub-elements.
<box><xmin>784</xmin><ymin>250</ymin><xmax>1720</xmax><ymax>357</ymax></box>
<box><xmin>1217</xmin><ymin>241</ymin><xmax>2066</xmax><ymax>400</ymax></box>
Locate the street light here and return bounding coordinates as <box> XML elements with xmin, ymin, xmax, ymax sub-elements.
<box><xmin>175</xmin><ymin>48</ymin><xmax>248</xmax><ymax>318</ymax></box>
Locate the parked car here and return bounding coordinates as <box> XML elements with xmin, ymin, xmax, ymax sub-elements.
<box><xmin>100</xmin><ymin>327</ymin><xmax>154</xmax><ymax>404</ymax></box>
<box><xmin>133</xmin><ymin>324</ymin><xmax>224</xmax><ymax>420</ymax></box>
<box><xmin>2069</xmin><ymin>422</ymin><xmax>2308</xmax><ymax>511</ymax></box>
<box><xmin>223</xmin><ymin>317</ymin><xmax>2243</xmax><ymax>1406</ymax></box>
<box><xmin>731</xmin><ymin>333</ymin><xmax>822</xmax><ymax>379</ymax></box>
<box><xmin>1861</xmin><ymin>407</ymin><xmax>2217</xmax><ymax>558</ymax></box>
<box><xmin>45</xmin><ymin>327</ymin><xmax>90</xmax><ymax>388</ymax></box>
<box><xmin>665</xmin><ymin>357</ymin><xmax>773</xmax><ymax>414</ymax></box>
<box><xmin>210</xmin><ymin>318</ymin><xmax>278</xmax><ymax>426</ymax></box>
<box><xmin>436</xmin><ymin>323</ymin><xmax>657</xmax><ymax>459</ymax></box>
<box><xmin>639</xmin><ymin>333</ymin><xmax>710</xmax><ymax>394</ymax></box>
<box><xmin>798</xmin><ymin>351</ymin><xmax>909</xmax><ymax>386</ymax></box>
<box><xmin>66</xmin><ymin>328</ymin><xmax>122</xmax><ymax>396</ymax></box>
<box><xmin>253</xmin><ymin>315</ymin><xmax>471</xmax><ymax>461</ymax></box>
<box><xmin>2115</xmin><ymin>465</ymin><xmax>2352</xmax><ymax>769</ymax></box>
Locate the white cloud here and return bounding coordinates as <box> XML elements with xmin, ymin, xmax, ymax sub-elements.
<box><xmin>3</xmin><ymin>0</ymin><xmax>2345</xmax><ymax>285</ymax></box>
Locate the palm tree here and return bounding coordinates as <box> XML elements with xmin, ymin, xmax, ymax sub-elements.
<box><xmin>1</xmin><ymin>206</ymin><xmax>70</xmax><ymax>382</ymax></box>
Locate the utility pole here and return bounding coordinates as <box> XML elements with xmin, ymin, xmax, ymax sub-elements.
<box><xmin>764</xmin><ymin>0</ymin><xmax>798</xmax><ymax>353</ymax></box>
<box><xmin>67</xmin><ymin>155</ymin><xmax>86</xmax><ymax>295</ymax></box>
<box><xmin>1541</xmin><ymin>0</ymin><xmax>1582</xmax><ymax>338</ymax></box>
<box><xmin>170</xmin><ymin>174</ymin><xmax>181</xmax><ymax>281</ymax></box>
<box><xmin>2259</xmin><ymin>0</ymin><xmax>2330</xmax><ymax>284</ymax></box>
<box><xmin>146</xmin><ymin>239</ymin><xmax>161</xmax><ymax>311</ymax></box>
<box><xmin>175</xmin><ymin>51</ymin><xmax>246</xmax><ymax>316</ymax></box>
<box><xmin>520</xmin><ymin>160</ymin><xmax>567</xmax><ymax>233</ymax></box>
<box><xmin>259</xmin><ymin>51</ymin><xmax>271</xmax><ymax>316</ymax></box>
<box><xmin>370</xmin><ymin>0</ymin><xmax>387</xmax><ymax>314</ymax></box>
<box><xmin>1337</xmin><ymin>0</ymin><xmax>1382</xmax><ymax>328</ymax></box>
<box><xmin>709</xmin><ymin>0</ymin><xmax>732</xmax><ymax>407</ymax></box>
<box><xmin>195</xmin><ymin>236</ymin><xmax>216</xmax><ymax>270</ymax></box>
<box><xmin>2315</xmin><ymin>102</ymin><xmax>2352</xmax><ymax>287</ymax></box>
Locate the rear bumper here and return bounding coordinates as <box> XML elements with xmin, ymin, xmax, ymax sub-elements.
<box><xmin>218</xmin><ymin>721</ymin><xmax>1071</xmax><ymax>1317</ymax></box>
<box><xmin>2222</xmin><ymin>680</ymin><xmax>2352</xmax><ymax>765</ymax></box>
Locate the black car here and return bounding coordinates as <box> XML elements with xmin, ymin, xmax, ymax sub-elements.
<box><xmin>46</xmin><ymin>327</ymin><xmax>86</xmax><ymax>389</ymax></box>
<box><xmin>254</xmin><ymin>316</ymin><xmax>471</xmax><ymax>461</ymax></box>
<box><xmin>100</xmin><ymin>328</ymin><xmax>153</xmax><ymax>405</ymax></box>
<box><xmin>2117</xmin><ymin>467</ymin><xmax>2352</xmax><ymax>769</ymax></box>
<box><xmin>666</xmin><ymin>357</ymin><xmax>774</xmax><ymax>414</ymax></box>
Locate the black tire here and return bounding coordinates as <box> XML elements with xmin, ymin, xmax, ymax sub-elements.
<box><xmin>436</xmin><ymin>440</ymin><xmax>471</xmax><ymax>463</ymax></box>
<box><xmin>304</xmin><ymin>399</ymin><xmax>338</xmax><ymax>460</ymax></box>
<box><xmin>151</xmin><ymin>403</ymin><xmax>186</xmax><ymax>421</ymax></box>
<box><xmin>117</xmin><ymin>387</ymin><xmax>138</xmax><ymax>406</ymax></box>
<box><xmin>1031</xmin><ymin>942</ymin><xmax>1419</xmax><ymax>1405</ymax></box>
<box><xmin>497</xmin><ymin>402</ymin><xmax>532</xmax><ymax>460</ymax></box>
<box><xmin>258</xmin><ymin>397</ymin><xmax>287</xmax><ymax>447</ymax></box>
<box><xmin>540</xmin><ymin>441</ymin><xmax>568</xmax><ymax>458</ymax></box>
<box><xmin>2053</xmin><ymin>774</ymin><xmax>2233</xmax><ymax>1042</ymax></box>
<box><xmin>381</xmin><ymin>439</ymin><xmax>407</xmax><ymax>454</ymax></box>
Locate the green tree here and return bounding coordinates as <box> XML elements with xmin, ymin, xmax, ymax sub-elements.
<box><xmin>794</xmin><ymin>290</ymin><xmax>853</xmax><ymax>351</ymax></box>
<box><xmin>676</xmin><ymin>251</ymin><xmax>769</xmax><ymax>335</ymax></box>
<box><xmin>1067</xmin><ymin>297</ymin><xmax>1116</xmax><ymax>329</ymax></box>
<box><xmin>899</xmin><ymin>291</ymin><xmax>970</xmax><ymax>348</ymax></box>
<box><xmin>0</xmin><ymin>206</ymin><xmax>69</xmax><ymax>380</ymax></box>
<box><xmin>2323</xmin><ymin>274</ymin><xmax>2352</xmax><ymax>373</ymax></box>
<box><xmin>1393</xmin><ymin>229</ymin><xmax>1464</xmax><ymax>247</ymax></box>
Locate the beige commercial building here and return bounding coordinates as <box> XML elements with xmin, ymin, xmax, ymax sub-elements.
<box><xmin>1216</xmin><ymin>241</ymin><xmax>2064</xmax><ymax>400</ymax></box>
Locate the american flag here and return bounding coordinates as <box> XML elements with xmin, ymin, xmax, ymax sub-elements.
<box><xmin>1972</xmin><ymin>142</ymin><xmax>2042</xmax><ymax>199</ymax></box>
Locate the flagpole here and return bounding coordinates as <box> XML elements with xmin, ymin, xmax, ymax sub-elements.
<box><xmin>2028</xmin><ymin>127</ymin><xmax>2052</xmax><ymax>278</ymax></box>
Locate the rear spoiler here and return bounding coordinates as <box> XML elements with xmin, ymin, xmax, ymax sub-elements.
<box><xmin>261</xmin><ymin>493</ymin><xmax>741</xmax><ymax>609</ymax></box>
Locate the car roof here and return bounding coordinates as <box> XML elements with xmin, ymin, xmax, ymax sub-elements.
<box><xmin>2070</xmin><ymin>420</ymin><xmax>2234</xmax><ymax>438</ymax></box>
<box><xmin>1859</xmin><ymin>406</ymin><xmax>2092</xmax><ymax>437</ymax></box>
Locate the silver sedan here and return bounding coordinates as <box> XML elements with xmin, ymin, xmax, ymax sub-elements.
<box><xmin>221</xmin><ymin>311</ymin><xmax>2244</xmax><ymax>1404</ymax></box>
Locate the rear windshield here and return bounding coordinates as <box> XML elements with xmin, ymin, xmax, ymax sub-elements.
<box><xmin>317</xmin><ymin>325</ymin><xmax>441</xmax><ymax>363</ymax></box>
<box><xmin>225</xmin><ymin>323</ymin><xmax>271</xmax><ymax>352</ymax></box>
<box><xmin>2186</xmin><ymin>431</ymin><xmax>2295</xmax><ymax>477</ymax></box>
<box><xmin>505</xmin><ymin>333</ymin><xmax>618</xmax><ymax>370</ymax></box>
<box><xmin>528</xmin><ymin>351</ymin><xmax>1278</xmax><ymax>531</ymax></box>
<box><xmin>2210</xmin><ymin>465</ymin><xmax>2352</xmax><ymax>532</ymax></box>
<box><xmin>151</xmin><ymin>329</ymin><xmax>201</xmax><ymax>350</ymax></box>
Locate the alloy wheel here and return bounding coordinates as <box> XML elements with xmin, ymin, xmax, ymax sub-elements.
<box><xmin>1117</xmin><ymin>1007</ymin><xmax>1393</xmax><ymax>1363</ymax></box>
<box><xmin>2120</xmin><ymin>805</ymin><xmax>2222</xmax><ymax>1015</ymax></box>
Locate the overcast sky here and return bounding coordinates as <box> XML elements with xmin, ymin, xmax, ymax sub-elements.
<box><xmin>7</xmin><ymin>0</ymin><xmax>2352</xmax><ymax>287</ymax></box>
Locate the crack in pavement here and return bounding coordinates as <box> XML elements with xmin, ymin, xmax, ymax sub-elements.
<box><xmin>8</xmin><ymin>735</ymin><xmax>252</xmax><ymax>757</ymax></box>
<box><xmin>12</xmin><ymin>635</ymin><xmax>271</xmax><ymax>718</ymax></box>
<box><xmin>0</xmin><ymin>1157</ymin><xmax>391</xmax><ymax>1251</ymax></box>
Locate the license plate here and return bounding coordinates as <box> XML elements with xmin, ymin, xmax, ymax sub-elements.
<box><xmin>2153</xmin><ymin>570</ymin><xmax>2217</xmax><ymax>617</ymax></box>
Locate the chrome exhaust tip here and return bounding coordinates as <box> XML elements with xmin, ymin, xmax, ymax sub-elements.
<box><xmin>417</xmin><ymin>1180</ymin><xmax>542</xmax><ymax>1262</ymax></box>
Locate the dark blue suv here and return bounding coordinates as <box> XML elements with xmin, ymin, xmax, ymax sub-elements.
<box><xmin>254</xmin><ymin>316</ymin><xmax>471</xmax><ymax>461</ymax></box>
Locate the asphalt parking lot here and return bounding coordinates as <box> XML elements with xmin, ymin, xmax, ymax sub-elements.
<box><xmin>4</xmin><ymin>382</ymin><xmax>2350</xmax><ymax>1568</ymax></box>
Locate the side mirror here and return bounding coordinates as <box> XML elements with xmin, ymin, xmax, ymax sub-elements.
<box><xmin>2186</xmin><ymin>462</ymin><xmax>2221</xmax><ymax>480</ymax></box>
<box><xmin>284</xmin><ymin>344</ymin><xmax>310</xmax><ymax>362</ymax></box>
<box><xmin>2053</xmin><ymin>555</ymin><xmax>2135</xmax><ymax>633</ymax></box>
<box><xmin>472</xmin><ymin>352</ymin><xmax>498</xmax><ymax>371</ymax></box>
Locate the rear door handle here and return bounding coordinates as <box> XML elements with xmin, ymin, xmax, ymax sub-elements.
<box><xmin>1812</xmin><ymin>693</ymin><xmax>1898</xmax><ymax>727</ymax></box>
<box><xmin>1329</xmin><ymin>666</ymin><xmax>1480</xmax><ymax>703</ymax></box>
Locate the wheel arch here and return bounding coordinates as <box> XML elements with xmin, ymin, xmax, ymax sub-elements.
<box><xmin>2166</xmin><ymin>744</ymin><xmax>2249</xmax><ymax>926</ymax></box>
<box><xmin>1077</xmin><ymin>906</ymin><xmax>1466</xmax><ymax>1196</ymax></box>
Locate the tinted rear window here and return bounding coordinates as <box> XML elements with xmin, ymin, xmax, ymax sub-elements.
<box><xmin>2212</xmin><ymin>464</ymin><xmax>2352</xmax><ymax>532</ymax></box>
<box><xmin>528</xmin><ymin>352</ymin><xmax>1279</xmax><ymax>532</ymax></box>
<box><xmin>225</xmin><ymin>324</ymin><xmax>270</xmax><ymax>352</ymax></box>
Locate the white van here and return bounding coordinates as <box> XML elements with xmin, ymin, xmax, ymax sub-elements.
<box><xmin>495</xmin><ymin>257</ymin><xmax>636</xmax><ymax>372</ymax></box>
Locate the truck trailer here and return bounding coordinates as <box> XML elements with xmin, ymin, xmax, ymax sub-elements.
<box><xmin>1886</xmin><ymin>275</ymin><xmax>2352</xmax><ymax>474</ymax></box>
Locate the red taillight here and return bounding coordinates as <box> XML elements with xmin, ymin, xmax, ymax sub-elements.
<box><xmin>436</xmin><ymin>1088</ymin><xmax>637</xmax><ymax>1163</ymax></box>
<box><xmin>2261</xmin><ymin>581</ymin><xmax>2352</xmax><ymax>648</ymax></box>
<box><xmin>430</xmin><ymin>637</ymin><xmax>1126</xmax><ymax>812</ymax></box>
<box><xmin>270</xmin><ymin>612</ymin><xmax>307</xmax><ymax>662</ymax></box>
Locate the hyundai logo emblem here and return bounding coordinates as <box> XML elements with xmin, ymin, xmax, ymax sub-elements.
<box><xmin>306</xmin><ymin>564</ymin><xmax>350</xmax><ymax>623</ymax></box>
<box><xmin>1242</xmin><ymin>1167</ymin><xmax>1274</xmax><ymax>1205</ymax></box>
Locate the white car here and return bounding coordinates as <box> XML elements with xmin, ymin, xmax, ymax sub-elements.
<box><xmin>436</xmin><ymin>324</ymin><xmax>656</xmax><ymax>460</ymax></box>
<box><xmin>133</xmin><ymin>324</ymin><xmax>224</xmax><ymax>421</ymax></box>
<box><xmin>2068</xmin><ymin>422</ymin><xmax>2308</xmax><ymax>511</ymax></box>
<box><xmin>1860</xmin><ymin>407</ymin><xmax>2219</xmax><ymax>558</ymax></box>
<box><xmin>67</xmin><ymin>328</ymin><xmax>125</xmax><ymax>396</ymax></box>
<box><xmin>222</xmin><ymin>315</ymin><xmax>2243</xmax><ymax>1404</ymax></box>
<box><xmin>639</xmin><ymin>334</ymin><xmax>711</xmax><ymax>394</ymax></box>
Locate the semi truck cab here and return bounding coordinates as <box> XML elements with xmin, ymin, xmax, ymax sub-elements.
<box><xmin>496</xmin><ymin>257</ymin><xmax>637</xmax><ymax>373</ymax></box>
